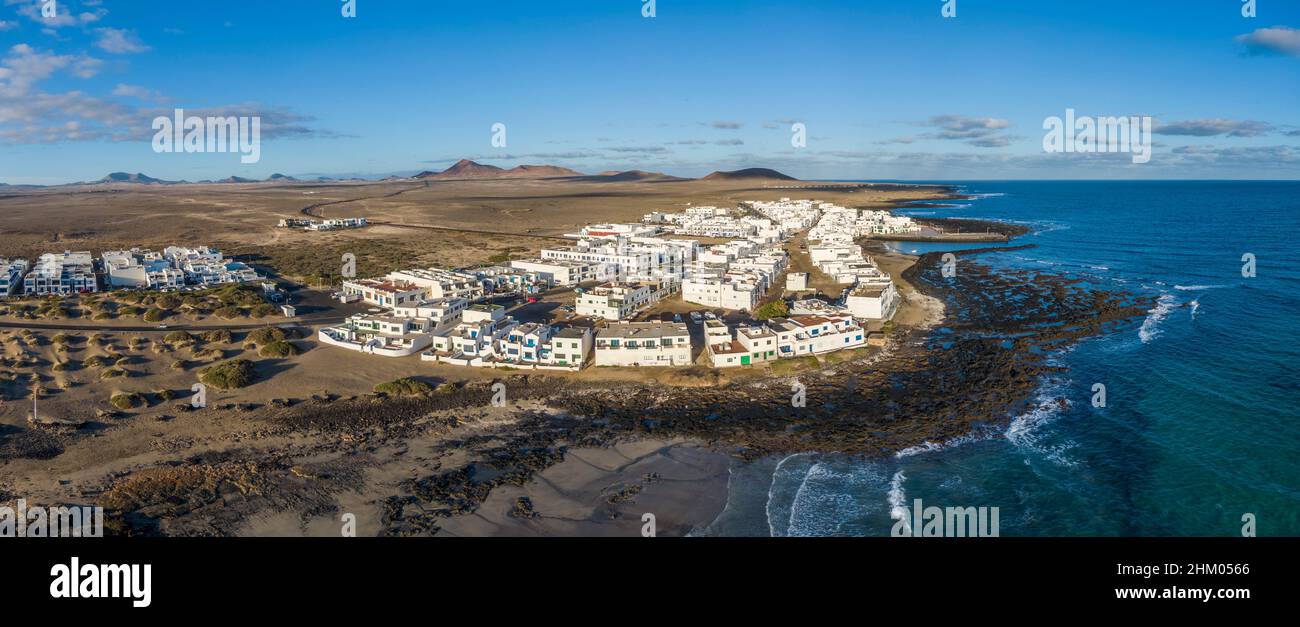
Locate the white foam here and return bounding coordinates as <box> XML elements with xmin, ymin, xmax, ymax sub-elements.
<box><xmin>1138</xmin><ymin>294</ymin><xmax>1176</xmax><ymax>344</ymax></box>
<box><xmin>1190</xmin><ymin>299</ymin><xmax>1201</xmax><ymax>318</ymax></box>
<box><xmin>1174</xmin><ymin>284</ymin><xmax>1225</xmax><ymax>291</ymax></box>
<box><xmin>887</xmin><ymin>470</ymin><xmax>910</xmax><ymax>537</ymax></box>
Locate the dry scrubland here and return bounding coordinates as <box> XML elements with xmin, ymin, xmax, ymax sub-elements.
<box><xmin>0</xmin><ymin>176</ymin><xmax>950</xmax><ymax>536</ymax></box>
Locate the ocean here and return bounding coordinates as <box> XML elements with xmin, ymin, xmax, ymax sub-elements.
<box><xmin>702</xmin><ymin>180</ymin><xmax>1300</xmax><ymax>537</ymax></box>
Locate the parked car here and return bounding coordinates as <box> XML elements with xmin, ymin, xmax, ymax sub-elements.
<box><xmin>690</xmin><ymin>312</ymin><xmax>703</xmax><ymax>323</ymax></box>
<box><xmin>704</xmin><ymin>311</ymin><xmax>717</xmax><ymax>320</ymax></box>
<box><xmin>673</xmin><ymin>314</ymin><xmax>683</xmax><ymax>323</ymax></box>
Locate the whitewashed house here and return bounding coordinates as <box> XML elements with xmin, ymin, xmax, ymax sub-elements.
<box><xmin>318</xmin><ymin>313</ymin><xmax>435</xmax><ymax>357</ymax></box>
<box><xmin>594</xmin><ymin>322</ymin><xmax>693</xmax><ymax>367</ymax></box>
<box><xmin>575</xmin><ymin>281</ymin><xmax>674</xmax><ymax>321</ymax></box>
<box><xmin>24</xmin><ymin>251</ymin><xmax>97</xmax><ymax>295</ymax></box>
<box><xmin>0</xmin><ymin>258</ymin><xmax>30</xmax><ymax>297</ymax></box>
<box><xmin>341</xmin><ymin>278</ymin><xmax>427</xmax><ymax>308</ymax></box>
<box><xmin>102</xmin><ymin>249</ymin><xmax>186</xmax><ymax>290</ymax></box>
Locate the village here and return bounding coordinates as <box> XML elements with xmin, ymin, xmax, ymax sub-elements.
<box><xmin>0</xmin><ymin>198</ymin><xmax>920</xmax><ymax>373</ymax></box>
<box><xmin>316</xmin><ymin>199</ymin><xmax>917</xmax><ymax>371</ymax></box>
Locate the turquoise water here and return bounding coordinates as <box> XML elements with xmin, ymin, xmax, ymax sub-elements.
<box><xmin>704</xmin><ymin>181</ymin><xmax>1300</xmax><ymax>537</ymax></box>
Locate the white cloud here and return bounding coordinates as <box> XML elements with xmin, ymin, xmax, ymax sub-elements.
<box><xmin>1235</xmin><ymin>26</ymin><xmax>1300</xmax><ymax>57</ymax></box>
<box><xmin>94</xmin><ymin>27</ymin><xmax>151</xmax><ymax>54</ymax></box>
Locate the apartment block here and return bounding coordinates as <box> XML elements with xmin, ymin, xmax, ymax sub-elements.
<box><xmin>162</xmin><ymin>246</ymin><xmax>258</xmax><ymax>285</ymax></box>
<box><xmin>385</xmin><ymin>267</ymin><xmax>485</xmax><ymax>301</ymax></box>
<box><xmin>509</xmin><ymin>258</ymin><xmax>610</xmax><ymax>286</ymax></box>
<box><xmin>24</xmin><ymin>251</ymin><xmax>98</xmax><ymax>296</ymax></box>
<box><xmin>318</xmin><ymin>313</ymin><xmax>435</xmax><ymax>357</ymax></box>
<box><xmin>0</xmin><ymin>258</ymin><xmax>30</xmax><ymax>297</ymax></box>
<box><xmin>341</xmin><ymin>278</ymin><xmax>427</xmax><ymax>308</ymax></box>
<box><xmin>594</xmin><ymin>322</ymin><xmax>693</xmax><ymax>367</ymax></box>
<box><xmin>575</xmin><ymin>280</ymin><xmax>675</xmax><ymax>321</ymax></box>
<box><xmin>102</xmin><ymin>248</ymin><xmax>186</xmax><ymax>290</ymax></box>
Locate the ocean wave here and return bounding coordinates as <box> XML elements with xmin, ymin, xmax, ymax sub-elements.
<box><xmin>785</xmin><ymin>461</ymin><xmax>885</xmax><ymax>536</ymax></box>
<box><xmin>887</xmin><ymin>470</ymin><xmax>910</xmax><ymax>537</ymax></box>
<box><xmin>1190</xmin><ymin>299</ymin><xmax>1201</xmax><ymax>318</ymax></box>
<box><xmin>895</xmin><ymin>429</ymin><xmax>997</xmax><ymax>458</ymax></box>
<box><xmin>765</xmin><ymin>453</ymin><xmax>812</xmax><ymax>537</ymax></box>
<box><xmin>1005</xmin><ymin>350</ymin><xmax>1079</xmax><ymax>468</ymax></box>
<box><xmin>1174</xmin><ymin>284</ymin><xmax>1225</xmax><ymax>291</ymax></box>
<box><xmin>1138</xmin><ymin>294</ymin><xmax>1176</xmax><ymax>343</ymax></box>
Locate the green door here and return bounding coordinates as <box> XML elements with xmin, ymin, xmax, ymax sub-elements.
<box><xmin>741</xmin><ymin>355</ymin><xmax>751</xmax><ymax>365</ymax></box>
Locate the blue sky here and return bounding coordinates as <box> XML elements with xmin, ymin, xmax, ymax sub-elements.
<box><xmin>1</xmin><ymin>0</ymin><xmax>1298</xmax><ymax>184</ymax></box>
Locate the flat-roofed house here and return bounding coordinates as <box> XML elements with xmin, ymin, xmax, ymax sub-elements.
<box><xmin>24</xmin><ymin>251</ymin><xmax>97</xmax><ymax>295</ymax></box>
<box><xmin>341</xmin><ymin>278</ymin><xmax>427</xmax><ymax>308</ymax></box>
<box><xmin>845</xmin><ymin>282</ymin><xmax>900</xmax><ymax>321</ymax></box>
<box><xmin>102</xmin><ymin>248</ymin><xmax>185</xmax><ymax>290</ymax></box>
<box><xmin>575</xmin><ymin>281</ymin><xmax>671</xmax><ymax>321</ymax></box>
<box><xmin>385</xmin><ymin>267</ymin><xmax>485</xmax><ymax>301</ymax></box>
<box><xmin>594</xmin><ymin>321</ymin><xmax>693</xmax><ymax>367</ymax></box>
<box><xmin>0</xmin><ymin>258</ymin><xmax>30</xmax><ymax>297</ymax></box>
<box><xmin>425</xmin><ymin>303</ymin><xmax>518</xmax><ymax>362</ymax></box>
<box><xmin>318</xmin><ymin>313</ymin><xmax>434</xmax><ymax>357</ymax></box>
<box><xmin>509</xmin><ymin>258</ymin><xmax>609</xmax><ymax>286</ymax></box>
<box><xmin>393</xmin><ymin>297</ymin><xmax>467</xmax><ymax>331</ymax></box>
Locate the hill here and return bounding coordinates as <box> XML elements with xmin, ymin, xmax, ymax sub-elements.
<box><xmin>701</xmin><ymin>168</ymin><xmax>796</xmax><ymax>181</ymax></box>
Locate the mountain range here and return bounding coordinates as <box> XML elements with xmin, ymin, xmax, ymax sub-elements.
<box><xmin>6</xmin><ymin>162</ymin><xmax>797</xmax><ymax>187</ymax></box>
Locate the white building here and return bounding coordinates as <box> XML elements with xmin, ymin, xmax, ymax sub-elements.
<box><xmin>541</xmin><ymin>236</ymin><xmax>697</xmax><ymax>283</ymax></box>
<box><xmin>509</xmin><ymin>258</ymin><xmax>610</xmax><ymax>286</ymax></box>
<box><xmin>768</xmin><ymin>314</ymin><xmax>867</xmax><ymax>357</ymax></box>
<box><xmin>844</xmin><ymin>282</ymin><xmax>900</xmax><ymax>321</ymax></box>
<box><xmin>0</xmin><ymin>258</ymin><xmax>30</xmax><ymax>297</ymax></box>
<box><xmin>341</xmin><ymin>278</ymin><xmax>427</xmax><ymax>308</ymax></box>
<box><xmin>498</xmin><ymin>324</ymin><xmax>593</xmax><ymax>367</ymax></box>
<box><xmin>162</xmin><ymin>246</ymin><xmax>258</xmax><ymax>285</ymax></box>
<box><xmin>385</xmin><ymin>267</ymin><xmax>485</xmax><ymax>302</ymax></box>
<box><xmin>393</xmin><ymin>297</ymin><xmax>468</xmax><ymax>329</ymax></box>
<box><xmin>426</xmin><ymin>303</ymin><xmax>519</xmax><ymax>362</ymax></box>
<box><xmin>318</xmin><ymin>313</ymin><xmax>435</xmax><ymax>357</ymax></box>
<box><xmin>594</xmin><ymin>322</ymin><xmax>693</xmax><ymax>367</ymax></box>
<box><xmin>102</xmin><ymin>249</ymin><xmax>186</xmax><ymax>290</ymax></box>
<box><xmin>681</xmin><ymin>276</ymin><xmax>761</xmax><ymax>311</ymax></box>
<box><xmin>787</xmin><ymin>272</ymin><xmax>809</xmax><ymax>291</ymax></box>
<box><xmin>575</xmin><ymin>281</ymin><xmax>674</xmax><ymax>321</ymax></box>
<box><xmin>24</xmin><ymin>251</ymin><xmax>97</xmax><ymax>295</ymax></box>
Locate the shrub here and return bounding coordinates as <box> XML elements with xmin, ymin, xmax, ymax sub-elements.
<box><xmin>258</xmin><ymin>340</ymin><xmax>300</xmax><ymax>358</ymax></box>
<box><xmin>203</xmin><ymin>329</ymin><xmax>233</xmax><ymax>344</ymax></box>
<box><xmin>247</xmin><ymin>327</ymin><xmax>286</xmax><ymax>345</ymax></box>
<box><xmin>213</xmin><ymin>306</ymin><xmax>242</xmax><ymax>320</ymax></box>
<box><xmin>142</xmin><ymin>308</ymin><xmax>167</xmax><ymax>322</ymax></box>
<box><xmin>164</xmin><ymin>331</ymin><xmax>195</xmax><ymax>345</ymax></box>
<box><xmin>373</xmin><ymin>378</ymin><xmax>434</xmax><ymax>397</ymax></box>
<box><xmin>199</xmin><ymin>359</ymin><xmax>256</xmax><ymax>390</ymax></box>
<box><xmin>109</xmin><ymin>392</ymin><xmax>144</xmax><ymax>410</ymax></box>
<box><xmin>100</xmin><ymin>367</ymin><xmax>128</xmax><ymax>380</ymax></box>
<box><xmin>249</xmin><ymin>303</ymin><xmax>278</xmax><ymax>319</ymax></box>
